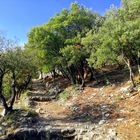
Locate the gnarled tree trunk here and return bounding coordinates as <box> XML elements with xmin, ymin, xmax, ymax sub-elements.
<box><xmin>123</xmin><ymin>58</ymin><xmax>135</xmax><ymax>87</ymax></box>
<box><xmin>0</xmin><ymin>74</ymin><xmax>11</xmax><ymax>116</ymax></box>
<box><xmin>9</xmin><ymin>72</ymin><xmax>16</xmax><ymax>111</ymax></box>
<box><xmin>67</xmin><ymin>66</ymin><xmax>76</xmax><ymax>84</ymax></box>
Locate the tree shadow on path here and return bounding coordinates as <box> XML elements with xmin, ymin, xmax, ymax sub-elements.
<box><xmin>39</xmin><ymin>102</ymin><xmax>126</xmax><ymax>125</ymax></box>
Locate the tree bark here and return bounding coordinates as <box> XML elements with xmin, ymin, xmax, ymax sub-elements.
<box><xmin>0</xmin><ymin>74</ymin><xmax>10</xmax><ymax>115</ymax></box>
<box><xmin>9</xmin><ymin>72</ymin><xmax>16</xmax><ymax>110</ymax></box>
<box><xmin>137</xmin><ymin>50</ymin><xmax>140</xmax><ymax>78</ymax></box>
<box><xmin>52</xmin><ymin>69</ymin><xmax>56</xmax><ymax>80</ymax></box>
<box><xmin>123</xmin><ymin>58</ymin><xmax>135</xmax><ymax>87</ymax></box>
<box><xmin>128</xmin><ymin>64</ymin><xmax>135</xmax><ymax>87</ymax></box>
<box><xmin>77</xmin><ymin>62</ymin><xmax>85</xmax><ymax>87</ymax></box>
<box><xmin>89</xmin><ymin>67</ymin><xmax>98</xmax><ymax>83</ymax></box>
<box><xmin>68</xmin><ymin>66</ymin><xmax>76</xmax><ymax>84</ymax></box>
<box><xmin>59</xmin><ymin>66</ymin><xmax>70</xmax><ymax>80</ymax></box>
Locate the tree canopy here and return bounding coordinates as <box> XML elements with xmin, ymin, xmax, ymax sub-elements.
<box><xmin>27</xmin><ymin>2</ymin><xmax>102</xmax><ymax>85</ymax></box>
<box><xmin>26</xmin><ymin>1</ymin><xmax>140</xmax><ymax>87</ymax></box>
<box><xmin>0</xmin><ymin>34</ymin><xmax>36</xmax><ymax>115</ymax></box>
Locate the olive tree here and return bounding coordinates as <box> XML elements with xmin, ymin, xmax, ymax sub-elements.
<box><xmin>0</xmin><ymin>35</ymin><xmax>36</xmax><ymax>115</ymax></box>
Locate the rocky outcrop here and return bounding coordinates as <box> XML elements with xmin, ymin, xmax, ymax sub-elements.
<box><xmin>0</xmin><ymin>109</ymin><xmax>119</xmax><ymax>140</ymax></box>
<box><xmin>1</xmin><ymin>128</ymin><xmax>76</xmax><ymax>140</ymax></box>
<box><xmin>31</xmin><ymin>80</ymin><xmax>46</xmax><ymax>91</ymax></box>
<box><xmin>1</xmin><ymin>125</ymin><xmax>119</xmax><ymax>140</ymax></box>
<box><xmin>27</xmin><ymin>80</ymin><xmax>63</xmax><ymax>102</ymax></box>
<box><xmin>1</xmin><ymin>129</ymin><xmax>46</xmax><ymax>140</ymax></box>
<box><xmin>27</xmin><ymin>92</ymin><xmax>56</xmax><ymax>102</ymax></box>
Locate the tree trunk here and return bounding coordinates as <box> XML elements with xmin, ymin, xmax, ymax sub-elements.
<box><xmin>61</xmin><ymin>70</ymin><xmax>68</xmax><ymax>79</ymax></box>
<box><xmin>68</xmin><ymin>66</ymin><xmax>76</xmax><ymax>84</ymax></box>
<box><xmin>52</xmin><ymin>69</ymin><xmax>56</xmax><ymax>80</ymax></box>
<box><xmin>137</xmin><ymin>50</ymin><xmax>140</xmax><ymax>78</ymax></box>
<box><xmin>122</xmin><ymin>51</ymin><xmax>135</xmax><ymax>87</ymax></box>
<box><xmin>60</xmin><ymin>66</ymin><xmax>70</xmax><ymax>80</ymax></box>
<box><xmin>78</xmin><ymin>62</ymin><xmax>85</xmax><ymax>87</ymax></box>
<box><xmin>125</xmin><ymin>59</ymin><xmax>135</xmax><ymax>87</ymax></box>
<box><xmin>128</xmin><ymin>63</ymin><xmax>135</xmax><ymax>87</ymax></box>
<box><xmin>9</xmin><ymin>72</ymin><xmax>16</xmax><ymax>110</ymax></box>
<box><xmin>89</xmin><ymin>67</ymin><xmax>98</xmax><ymax>83</ymax></box>
<box><xmin>0</xmin><ymin>74</ymin><xmax>10</xmax><ymax>116</ymax></box>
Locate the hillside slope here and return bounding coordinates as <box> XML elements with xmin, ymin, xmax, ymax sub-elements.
<box><xmin>1</xmin><ymin>69</ymin><xmax>140</xmax><ymax>140</ymax></box>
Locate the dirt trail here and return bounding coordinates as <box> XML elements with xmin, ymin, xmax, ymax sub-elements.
<box><xmin>30</xmin><ymin>79</ymin><xmax>71</xmax><ymax>119</ymax></box>
<box><xmin>34</xmin><ymin>101</ymin><xmax>71</xmax><ymax>119</ymax></box>
<box><xmin>29</xmin><ymin>78</ymin><xmax>140</xmax><ymax>140</ymax></box>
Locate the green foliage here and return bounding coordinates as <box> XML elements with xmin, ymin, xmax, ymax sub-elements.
<box><xmin>60</xmin><ymin>45</ymin><xmax>86</xmax><ymax>66</ymax></box>
<box><xmin>59</xmin><ymin>85</ymin><xmax>80</xmax><ymax>101</ymax></box>
<box><xmin>0</xmin><ymin>33</ymin><xmax>37</xmax><ymax>111</ymax></box>
<box><xmin>3</xmin><ymin>73</ymin><xmax>11</xmax><ymax>97</ymax></box>
<box><xmin>83</xmin><ymin>0</ymin><xmax>140</xmax><ymax>69</ymax></box>
<box><xmin>27</xmin><ymin>2</ymin><xmax>101</xmax><ymax>74</ymax></box>
<box><xmin>25</xmin><ymin>0</ymin><xmax>140</xmax><ymax>87</ymax></box>
<box><xmin>59</xmin><ymin>91</ymin><xmax>70</xmax><ymax>101</ymax></box>
<box><xmin>17</xmin><ymin>91</ymin><xmax>29</xmax><ymax>109</ymax></box>
<box><xmin>5</xmin><ymin>47</ymin><xmax>37</xmax><ymax>88</ymax></box>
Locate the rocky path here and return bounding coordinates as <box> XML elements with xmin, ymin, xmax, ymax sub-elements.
<box><xmin>29</xmin><ymin>78</ymin><xmax>140</xmax><ymax>140</ymax></box>
<box><xmin>2</xmin><ymin>78</ymin><xmax>140</xmax><ymax>140</ymax></box>
<box><xmin>24</xmin><ymin>79</ymin><xmax>121</xmax><ymax>140</ymax></box>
